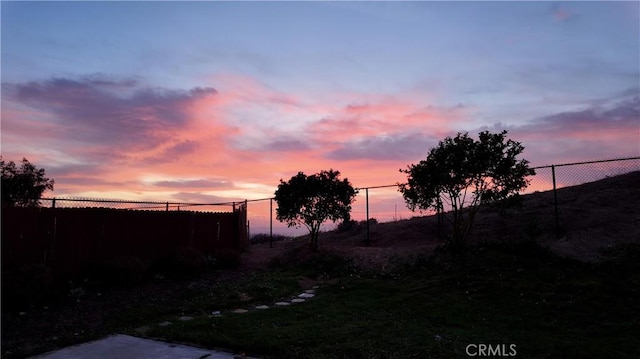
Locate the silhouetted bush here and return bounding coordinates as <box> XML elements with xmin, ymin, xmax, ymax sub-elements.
<box><xmin>250</xmin><ymin>233</ymin><xmax>291</xmax><ymax>244</ymax></box>
<box><xmin>337</xmin><ymin>219</ymin><xmax>358</xmax><ymax>232</ymax></box>
<box><xmin>361</xmin><ymin>218</ymin><xmax>378</xmax><ymax>226</ymax></box>
<box><xmin>337</xmin><ymin>218</ymin><xmax>377</xmax><ymax>233</ymax></box>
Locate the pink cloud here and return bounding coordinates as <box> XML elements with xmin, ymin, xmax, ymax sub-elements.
<box><xmin>5</xmin><ymin>71</ymin><xmax>634</xmax><ymax>217</ymax></box>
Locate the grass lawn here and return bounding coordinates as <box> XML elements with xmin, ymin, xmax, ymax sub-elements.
<box><xmin>138</xmin><ymin>242</ymin><xmax>640</xmax><ymax>358</ymax></box>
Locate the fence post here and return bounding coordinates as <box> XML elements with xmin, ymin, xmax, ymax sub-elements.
<box><xmin>551</xmin><ymin>165</ymin><xmax>560</xmax><ymax>237</ymax></box>
<box><xmin>165</xmin><ymin>202</ymin><xmax>169</xmax><ymax>211</ymax></box>
<box><xmin>436</xmin><ymin>197</ymin><xmax>443</xmax><ymax>238</ymax></box>
<box><xmin>366</xmin><ymin>188</ymin><xmax>370</xmax><ymax>246</ymax></box>
<box><xmin>52</xmin><ymin>197</ymin><xmax>56</xmax><ymax>209</ymax></box>
<box><xmin>270</xmin><ymin>198</ymin><xmax>273</xmax><ymax>248</ymax></box>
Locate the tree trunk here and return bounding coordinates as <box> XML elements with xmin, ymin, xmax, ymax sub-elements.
<box><xmin>310</xmin><ymin>229</ymin><xmax>319</xmax><ymax>251</ymax></box>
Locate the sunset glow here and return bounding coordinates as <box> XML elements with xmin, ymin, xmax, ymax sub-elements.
<box><xmin>2</xmin><ymin>2</ymin><xmax>638</xmax><ymax>234</ymax></box>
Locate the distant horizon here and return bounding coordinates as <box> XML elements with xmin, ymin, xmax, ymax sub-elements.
<box><xmin>2</xmin><ymin>1</ymin><xmax>639</xmax><ymax>230</ymax></box>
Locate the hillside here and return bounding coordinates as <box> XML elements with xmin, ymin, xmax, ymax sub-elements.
<box><xmin>246</xmin><ymin>171</ymin><xmax>640</xmax><ymax>268</ymax></box>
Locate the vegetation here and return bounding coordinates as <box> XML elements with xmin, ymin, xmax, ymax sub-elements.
<box><xmin>1</xmin><ymin>157</ymin><xmax>54</xmax><ymax>207</ymax></box>
<box><xmin>274</xmin><ymin>169</ymin><xmax>358</xmax><ymax>251</ymax></box>
<box><xmin>147</xmin><ymin>242</ymin><xmax>640</xmax><ymax>359</ymax></box>
<box><xmin>3</xmin><ymin>165</ymin><xmax>637</xmax><ymax>358</ymax></box>
<box><xmin>399</xmin><ymin>130</ymin><xmax>534</xmax><ymax>250</ymax></box>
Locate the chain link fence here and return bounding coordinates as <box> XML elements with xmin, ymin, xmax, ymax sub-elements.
<box><xmin>247</xmin><ymin>156</ymin><xmax>640</xmax><ymax>242</ymax></box>
<box><xmin>27</xmin><ymin>157</ymin><xmax>638</xmax><ymax>243</ymax></box>
<box><xmin>527</xmin><ymin>157</ymin><xmax>640</xmax><ymax>194</ymax></box>
<box><xmin>527</xmin><ymin>157</ymin><xmax>640</xmax><ymax>236</ymax></box>
<box><xmin>37</xmin><ymin>197</ymin><xmax>239</xmax><ymax>213</ymax></box>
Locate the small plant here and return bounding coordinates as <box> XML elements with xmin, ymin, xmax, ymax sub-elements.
<box><xmin>250</xmin><ymin>233</ymin><xmax>291</xmax><ymax>244</ymax></box>
<box><xmin>337</xmin><ymin>219</ymin><xmax>358</xmax><ymax>232</ymax></box>
<box><xmin>359</xmin><ymin>218</ymin><xmax>378</xmax><ymax>226</ymax></box>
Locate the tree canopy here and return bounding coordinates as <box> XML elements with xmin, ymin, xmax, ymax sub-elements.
<box><xmin>275</xmin><ymin>169</ymin><xmax>358</xmax><ymax>251</ymax></box>
<box><xmin>398</xmin><ymin>130</ymin><xmax>534</xmax><ymax>250</ymax></box>
<box><xmin>1</xmin><ymin>157</ymin><xmax>55</xmax><ymax>207</ymax></box>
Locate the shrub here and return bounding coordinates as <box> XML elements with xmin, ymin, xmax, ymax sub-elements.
<box><xmin>250</xmin><ymin>233</ymin><xmax>290</xmax><ymax>245</ymax></box>
<box><xmin>360</xmin><ymin>218</ymin><xmax>378</xmax><ymax>226</ymax></box>
<box><xmin>336</xmin><ymin>218</ymin><xmax>377</xmax><ymax>233</ymax></box>
<box><xmin>337</xmin><ymin>219</ymin><xmax>358</xmax><ymax>232</ymax></box>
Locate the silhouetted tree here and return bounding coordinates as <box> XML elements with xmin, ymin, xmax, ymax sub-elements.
<box><xmin>275</xmin><ymin>169</ymin><xmax>358</xmax><ymax>251</ymax></box>
<box><xmin>399</xmin><ymin>130</ymin><xmax>534</xmax><ymax>251</ymax></box>
<box><xmin>1</xmin><ymin>157</ymin><xmax>54</xmax><ymax>207</ymax></box>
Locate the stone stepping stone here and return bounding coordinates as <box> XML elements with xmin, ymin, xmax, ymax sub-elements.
<box><xmin>304</xmin><ymin>289</ymin><xmax>316</xmax><ymax>294</ymax></box>
<box><xmin>158</xmin><ymin>321</ymin><xmax>172</xmax><ymax>327</ymax></box>
<box><xmin>274</xmin><ymin>302</ymin><xmax>290</xmax><ymax>306</ymax></box>
<box><xmin>211</xmin><ymin>311</ymin><xmax>222</xmax><ymax>317</ymax></box>
<box><xmin>232</xmin><ymin>309</ymin><xmax>249</xmax><ymax>314</ymax></box>
<box><xmin>298</xmin><ymin>293</ymin><xmax>315</xmax><ymax>299</ymax></box>
<box><xmin>178</xmin><ymin>316</ymin><xmax>194</xmax><ymax>321</ymax></box>
<box><xmin>291</xmin><ymin>298</ymin><xmax>305</xmax><ymax>303</ymax></box>
<box><xmin>255</xmin><ymin>305</ymin><xmax>269</xmax><ymax>310</ymax></box>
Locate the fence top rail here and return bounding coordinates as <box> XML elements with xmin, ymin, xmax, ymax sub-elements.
<box><xmin>530</xmin><ymin>156</ymin><xmax>640</xmax><ymax>170</ymax></box>
<box><xmin>356</xmin><ymin>184</ymin><xmax>402</xmax><ymax>190</ymax></box>
<box><xmin>39</xmin><ymin>197</ymin><xmax>241</xmax><ymax>207</ymax></box>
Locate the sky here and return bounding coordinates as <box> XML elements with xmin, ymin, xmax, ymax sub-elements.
<box><xmin>2</xmin><ymin>1</ymin><xmax>639</xmax><ymax>234</ymax></box>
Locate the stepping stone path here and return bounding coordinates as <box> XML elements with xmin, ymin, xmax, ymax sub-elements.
<box><xmin>148</xmin><ymin>286</ymin><xmax>320</xmax><ymax>330</ymax></box>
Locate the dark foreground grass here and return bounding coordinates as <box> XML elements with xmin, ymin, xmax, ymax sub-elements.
<box><xmin>144</xmin><ymin>242</ymin><xmax>640</xmax><ymax>358</ymax></box>
<box><xmin>1</xmin><ymin>270</ymin><xmax>302</xmax><ymax>358</ymax></box>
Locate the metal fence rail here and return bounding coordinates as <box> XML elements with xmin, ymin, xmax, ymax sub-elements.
<box><xmin>38</xmin><ymin>197</ymin><xmax>241</xmax><ymax>212</ymax></box>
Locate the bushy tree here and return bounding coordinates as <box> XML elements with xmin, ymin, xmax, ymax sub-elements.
<box><xmin>1</xmin><ymin>157</ymin><xmax>55</xmax><ymax>207</ymax></box>
<box><xmin>398</xmin><ymin>130</ymin><xmax>534</xmax><ymax>250</ymax></box>
<box><xmin>275</xmin><ymin>169</ymin><xmax>358</xmax><ymax>251</ymax></box>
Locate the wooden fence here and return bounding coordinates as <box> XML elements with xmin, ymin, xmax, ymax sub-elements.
<box><xmin>1</xmin><ymin>203</ymin><xmax>248</xmax><ymax>277</ymax></box>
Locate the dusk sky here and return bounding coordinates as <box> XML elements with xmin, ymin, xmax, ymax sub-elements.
<box><xmin>2</xmin><ymin>1</ymin><xmax>639</xmax><ymax>233</ymax></box>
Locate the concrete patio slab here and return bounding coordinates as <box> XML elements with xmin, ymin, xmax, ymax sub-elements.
<box><xmin>31</xmin><ymin>334</ymin><xmax>256</xmax><ymax>359</ymax></box>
